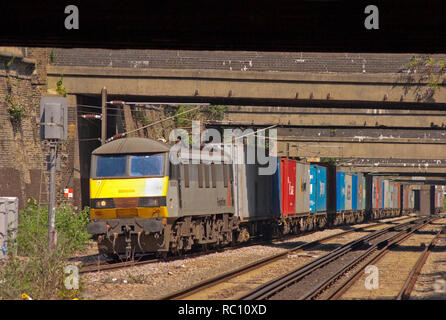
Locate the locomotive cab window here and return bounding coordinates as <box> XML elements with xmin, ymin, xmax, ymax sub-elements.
<box><xmin>92</xmin><ymin>153</ymin><xmax>166</xmax><ymax>178</ymax></box>
<box><xmin>130</xmin><ymin>154</ymin><xmax>164</xmax><ymax>177</ymax></box>
<box><xmin>95</xmin><ymin>155</ymin><xmax>127</xmax><ymax>177</ymax></box>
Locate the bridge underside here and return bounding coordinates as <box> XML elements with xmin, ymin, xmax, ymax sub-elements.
<box><xmin>49</xmin><ymin>66</ymin><xmax>446</xmax><ymax>178</ymax></box>
<box><xmin>48</xmin><ymin>66</ymin><xmax>446</xmax><ymax>109</ymax></box>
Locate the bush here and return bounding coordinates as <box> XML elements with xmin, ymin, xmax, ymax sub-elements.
<box><xmin>13</xmin><ymin>199</ymin><xmax>90</xmax><ymax>256</ymax></box>
<box><xmin>0</xmin><ymin>238</ymin><xmax>71</xmax><ymax>300</ymax></box>
<box><xmin>0</xmin><ymin>199</ymin><xmax>91</xmax><ymax>299</ymax></box>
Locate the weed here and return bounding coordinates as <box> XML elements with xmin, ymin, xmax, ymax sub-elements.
<box><xmin>0</xmin><ymin>199</ymin><xmax>91</xmax><ymax>299</ymax></box>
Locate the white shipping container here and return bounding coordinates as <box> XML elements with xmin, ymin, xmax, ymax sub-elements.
<box><xmin>0</xmin><ymin>197</ymin><xmax>18</xmax><ymax>260</ymax></box>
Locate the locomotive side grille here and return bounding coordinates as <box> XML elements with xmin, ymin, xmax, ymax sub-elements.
<box><xmin>114</xmin><ymin>197</ymin><xmax>139</xmax><ymax>208</ymax></box>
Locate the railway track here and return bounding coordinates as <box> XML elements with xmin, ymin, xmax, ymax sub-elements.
<box><xmin>160</xmin><ymin>215</ymin><xmax>415</xmax><ymax>300</ymax></box>
<box><xmin>329</xmin><ymin>219</ymin><xmax>446</xmax><ymax>300</ymax></box>
<box><xmin>79</xmin><ymin>216</ymin><xmax>413</xmax><ymax>274</ymax></box>
<box><xmin>239</xmin><ymin>216</ymin><xmax>441</xmax><ymax>300</ymax></box>
<box><xmin>396</xmin><ymin>227</ymin><xmax>445</xmax><ymax>300</ymax></box>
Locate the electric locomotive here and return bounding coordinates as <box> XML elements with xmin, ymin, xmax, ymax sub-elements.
<box><xmin>87</xmin><ymin>137</ymin><xmax>263</xmax><ymax>259</ymax></box>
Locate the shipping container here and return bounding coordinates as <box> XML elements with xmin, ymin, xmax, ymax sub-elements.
<box><xmin>409</xmin><ymin>189</ymin><xmax>415</xmax><ymax>210</ymax></box>
<box><xmin>372</xmin><ymin>177</ymin><xmax>380</xmax><ymax>209</ymax></box>
<box><xmin>280</xmin><ymin>158</ymin><xmax>297</xmax><ymax>217</ymax></box>
<box><xmin>309</xmin><ymin>165</ymin><xmax>317</xmax><ymax>213</ymax></box>
<box><xmin>309</xmin><ymin>165</ymin><xmax>327</xmax><ymax>213</ymax></box>
<box><xmin>402</xmin><ymin>184</ymin><xmax>409</xmax><ymax>210</ymax></box>
<box><xmin>357</xmin><ymin>173</ymin><xmax>366</xmax><ymax>210</ymax></box>
<box><xmin>397</xmin><ymin>184</ymin><xmax>402</xmax><ymax>209</ymax></box>
<box><xmin>0</xmin><ymin>197</ymin><xmax>18</xmax><ymax>260</ymax></box>
<box><xmin>296</xmin><ymin>162</ymin><xmax>311</xmax><ymax>215</ymax></box>
<box><xmin>419</xmin><ymin>185</ymin><xmax>434</xmax><ymax>215</ymax></box>
<box><xmin>345</xmin><ymin>173</ymin><xmax>353</xmax><ymax>211</ymax></box>
<box><xmin>383</xmin><ymin>180</ymin><xmax>390</xmax><ymax>209</ymax></box>
<box><xmin>435</xmin><ymin>185</ymin><xmax>445</xmax><ymax>211</ymax></box>
<box><xmin>231</xmin><ymin>144</ymin><xmax>277</xmax><ymax>221</ymax></box>
<box><xmin>381</xmin><ymin>179</ymin><xmax>385</xmax><ymax>209</ymax></box>
<box><xmin>336</xmin><ymin>171</ymin><xmax>346</xmax><ymax>211</ymax></box>
<box><xmin>352</xmin><ymin>174</ymin><xmax>358</xmax><ymax>211</ymax></box>
<box><xmin>316</xmin><ymin>166</ymin><xmax>327</xmax><ymax>212</ymax></box>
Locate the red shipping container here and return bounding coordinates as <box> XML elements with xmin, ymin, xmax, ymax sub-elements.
<box><xmin>375</xmin><ymin>178</ymin><xmax>380</xmax><ymax>209</ymax></box>
<box><xmin>403</xmin><ymin>186</ymin><xmax>408</xmax><ymax>209</ymax></box>
<box><xmin>281</xmin><ymin>159</ymin><xmax>297</xmax><ymax>217</ymax></box>
<box><xmin>398</xmin><ymin>184</ymin><xmax>401</xmax><ymax>209</ymax></box>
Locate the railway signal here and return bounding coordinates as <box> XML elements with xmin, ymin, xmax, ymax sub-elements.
<box><xmin>40</xmin><ymin>96</ymin><xmax>67</xmax><ymax>250</ymax></box>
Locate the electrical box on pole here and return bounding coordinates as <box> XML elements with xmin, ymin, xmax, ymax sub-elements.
<box><xmin>40</xmin><ymin>96</ymin><xmax>67</xmax><ymax>250</ymax></box>
<box><xmin>40</xmin><ymin>97</ymin><xmax>67</xmax><ymax>140</ymax></box>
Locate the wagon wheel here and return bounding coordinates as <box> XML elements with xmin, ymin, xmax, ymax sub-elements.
<box><xmin>156</xmin><ymin>251</ymin><xmax>168</xmax><ymax>260</ymax></box>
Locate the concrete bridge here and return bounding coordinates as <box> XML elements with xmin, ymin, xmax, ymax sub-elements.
<box><xmin>48</xmin><ymin>65</ymin><xmax>446</xmax><ymax>108</ymax></box>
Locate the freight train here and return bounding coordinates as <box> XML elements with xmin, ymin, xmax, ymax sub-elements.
<box><xmin>86</xmin><ymin>137</ymin><xmax>442</xmax><ymax>259</ymax></box>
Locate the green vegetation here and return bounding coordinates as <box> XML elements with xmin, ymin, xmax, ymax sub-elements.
<box><xmin>49</xmin><ymin>50</ymin><xmax>55</xmax><ymax>64</ymax></box>
<box><xmin>4</xmin><ymin>75</ymin><xmax>26</xmax><ymax>126</ymax></box>
<box><xmin>5</xmin><ymin>94</ymin><xmax>26</xmax><ymax>125</ymax></box>
<box><xmin>202</xmin><ymin>105</ymin><xmax>227</xmax><ymax>120</ymax></box>
<box><xmin>320</xmin><ymin>157</ymin><xmax>338</xmax><ymax>164</ymax></box>
<box><xmin>173</xmin><ymin>105</ymin><xmax>227</xmax><ymax>127</ymax></box>
<box><xmin>401</xmin><ymin>56</ymin><xmax>446</xmax><ymax>99</ymax></box>
<box><xmin>56</xmin><ymin>75</ymin><xmax>67</xmax><ymax>96</ymax></box>
<box><xmin>0</xmin><ymin>199</ymin><xmax>91</xmax><ymax>300</ymax></box>
<box><xmin>5</xmin><ymin>56</ymin><xmax>15</xmax><ymax>68</ymax></box>
<box><xmin>134</xmin><ymin>108</ymin><xmax>152</xmax><ymax>127</ymax></box>
<box><xmin>173</xmin><ymin>105</ymin><xmax>201</xmax><ymax>127</ymax></box>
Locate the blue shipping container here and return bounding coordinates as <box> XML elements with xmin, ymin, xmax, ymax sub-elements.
<box><xmin>309</xmin><ymin>165</ymin><xmax>317</xmax><ymax>213</ymax></box>
<box><xmin>316</xmin><ymin>167</ymin><xmax>327</xmax><ymax>212</ymax></box>
<box><xmin>352</xmin><ymin>174</ymin><xmax>358</xmax><ymax>211</ymax></box>
<box><xmin>336</xmin><ymin>171</ymin><xmax>346</xmax><ymax>211</ymax></box>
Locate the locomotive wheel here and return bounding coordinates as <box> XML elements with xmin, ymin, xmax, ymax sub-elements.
<box><xmin>106</xmin><ymin>253</ymin><xmax>120</xmax><ymax>261</ymax></box>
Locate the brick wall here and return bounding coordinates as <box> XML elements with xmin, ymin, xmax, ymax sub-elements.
<box><xmin>0</xmin><ymin>47</ymin><xmax>79</xmax><ymax>210</ymax></box>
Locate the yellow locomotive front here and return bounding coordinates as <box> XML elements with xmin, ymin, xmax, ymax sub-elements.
<box><xmin>87</xmin><ymin>138</ymin><xmax>171</xmax><ymax>259</ymax></box>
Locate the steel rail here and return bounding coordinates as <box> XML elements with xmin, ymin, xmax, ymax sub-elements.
<box><xmin>396</xmin><ymin>228</ymin><xmax>445</xmax><ymax>300</ymax></box>
<box><xmin>160</xmin><ymin>216</ymin><xmax>415</xmax><ymax>300</ymax></box>
<box><xmin>239</xmin><ymin>217</ymin><xmax>431</xmax><ymax>300</ymax></box>
<box><xmin>79</xmin><ymin>257</ymin><xmax>159</xmax><ymax>274</ymax></box>
<box><xmin>326</xmin><ymin>218</ymin><xmax>439</xmax><ymax>300</ymax></box>
<box><xmin>302</xmin><ymin>217</ymin><xmax>435</xmax><ymax>300</ymax></box>
<box><xmin>79</xmin><ymin>216</ymin><xmax>412</xmax><ymax>274</ymax></box>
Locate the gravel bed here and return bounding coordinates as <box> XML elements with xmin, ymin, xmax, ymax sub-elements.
<box><xmin>78</xmin><ymin>216</ymin><xmax>410</xmax><ymax>300</ymax></box>
<box><xmin>339</xmin><ymin>220</ymin><xmax>446</xmax><ymax>300</ymax></box>
<box><xmin>268</xmin><ymin>227</ymin><xmax>408</xmax><ymax>300</ymax></box>
<box><xmin>409</xmin><ymin>221</ymin><xmax>446</xmax><ymax>300</ymax></box>
<box><xmin>68</xmin><ymin>241</ymin><xmax>105</xmax><ymax>265</ymax></box>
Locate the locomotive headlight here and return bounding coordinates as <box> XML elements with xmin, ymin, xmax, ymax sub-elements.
<box><xmin>138</xmin><ymin>197</ymin><xmax>166</xmax><ymax>207</ymax></box>
<box><xmin>91</xmin><ymin>198</ymin><xmax>114</xmax><ymax>209</ymax></box>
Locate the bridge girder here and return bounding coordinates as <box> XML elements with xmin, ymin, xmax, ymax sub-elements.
<box><xmin>47</xmin><ymin>66</ymin><xmax>446</xmax><ymax>109</ymax></box>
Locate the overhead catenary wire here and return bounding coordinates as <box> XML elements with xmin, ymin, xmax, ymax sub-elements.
<box><xmin>233</xmin><ymin>124</ymin><xmax>278</xmax><ymax>140</ymax></box>
<box><xmin>105</xmin><ymin>104</ymin><xmax>204</xmax><ymax>143</ymax></box>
